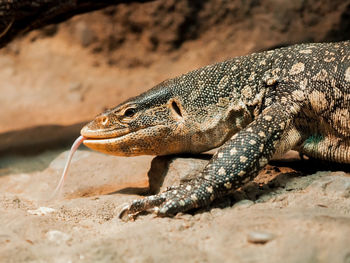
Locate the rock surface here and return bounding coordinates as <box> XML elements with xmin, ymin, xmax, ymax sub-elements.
<box><xmin>1</xmin><ymin>150</ymin><xmax>350</xmax><ymax>262</ymax></box>
<box><xmin>0</xmin><ymin>0</ymin><xmax>349</xmax><ymax>153</ymax></box>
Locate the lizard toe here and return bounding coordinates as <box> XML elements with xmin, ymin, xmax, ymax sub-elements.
<box><xmin>118</xmin><ymin>195</ymin><xmax>167</xmax><ymax>220</ymax></box>
<box><xmin>158</xmin><ymin>198</ymin><xmax>196</xmax><ymax>216</ymax></box>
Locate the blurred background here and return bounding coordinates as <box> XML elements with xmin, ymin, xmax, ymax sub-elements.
<box><xmin>0</xmin><ymin>0</ymin><xmax>349</xmax><ymax>154</ymax></box>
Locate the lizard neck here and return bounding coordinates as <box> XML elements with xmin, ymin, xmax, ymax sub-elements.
<box><xmin>167</xmin><ymin>52</ymin><xmax>272</xmax><ymax>153</ymax></box>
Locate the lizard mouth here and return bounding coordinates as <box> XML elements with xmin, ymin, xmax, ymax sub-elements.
<box><xmin>81</xmin><ymin>131</ymin><xmax>128</xmax><ymax>156</ymax></box>
<box><xmin>80</xmin><ymin>125</ymin><xmax>131</xmax><ymax>153</ymax></box>
<box><xmin>80</xmin><ymin>125</ymin><xmax>130</xmax><ymax>140</ymax></box>
<box><xmin>80</xmin><ymin>125</ymin><xmax>168</xmax><ymax>156</ymax></box>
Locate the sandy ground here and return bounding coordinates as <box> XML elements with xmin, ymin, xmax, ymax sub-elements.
<box><xmin>1</xmin><ymin>149</ymin><xmax>350</xmax><ymax>263</ymax></box>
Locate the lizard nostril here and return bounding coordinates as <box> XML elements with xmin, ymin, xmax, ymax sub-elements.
<box><xmin>99</xmin><ymin>116</ymin><xmax>109</xmax><ymax>126</ymax></box>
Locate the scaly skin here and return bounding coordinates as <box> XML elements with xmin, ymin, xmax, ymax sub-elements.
<box><xmin>81</xmin><ymin>41</ymin><xmax>350</xmax><ymax>220</ymax></box>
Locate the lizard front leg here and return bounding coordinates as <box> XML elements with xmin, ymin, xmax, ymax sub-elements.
<box><xmin>120</xmin><ymin>104</ymin><xmax>296</xmax><ymax>220</ymax></box>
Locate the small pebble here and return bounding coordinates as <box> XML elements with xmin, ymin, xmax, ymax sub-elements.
<box><xmin>28</xmin><ymin>207</ymin><xmax>56</xmax><ymax>216</ymax></box>
<box><xmin>247</xmin><ymin>231</ymin><xmax>275</xmax><ymax>244</ymax></box>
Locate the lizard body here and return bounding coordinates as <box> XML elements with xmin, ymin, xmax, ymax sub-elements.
<box><xmin>81</xmin><ymin>41</ymin><xmax>350</xmax><ymax>219</ymax></box>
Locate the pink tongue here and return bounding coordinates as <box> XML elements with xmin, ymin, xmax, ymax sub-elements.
<box><xmin>51</xmin><ymin>136</ymin><xmax>85</xmax><ymax>198</ymax></box>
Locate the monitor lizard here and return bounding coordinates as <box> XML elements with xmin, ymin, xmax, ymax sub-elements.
<box><xmin>80</xmin><ymin>40</ymin><xmax>350</xmax><ymax>220</ymax></box>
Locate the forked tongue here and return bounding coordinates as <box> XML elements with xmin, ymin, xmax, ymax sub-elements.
<box><xmin>50</xmin><ymin>135</ymin><xmax>85</xmax><ymax>199</ymax></box>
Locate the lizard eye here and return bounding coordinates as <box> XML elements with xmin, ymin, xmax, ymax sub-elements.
<box><xmin>124</xmin><ymin>108</ymin><xmax>136</xmax><ymax>118</ymax></box>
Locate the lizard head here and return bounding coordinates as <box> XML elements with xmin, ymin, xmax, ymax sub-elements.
<box><xmin>80</xmin><ymin>80</ymin><xmax>195</xmax><ymax>156</ymax></box>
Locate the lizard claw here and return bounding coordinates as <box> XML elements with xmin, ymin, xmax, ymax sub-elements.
<box><xmin>118</xmin><ymin>178</ymin><xmax>213</xmax><ymax>220</ymax></box>
<box><xmin>118</xmin><ymin>195</ymin><xmax>167</xmax><ymax>221</ymax></box>
<box><xmin>118</xmin><ymin>203</ymin><xmax>135</xmax><ymax>221</ymax></box>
